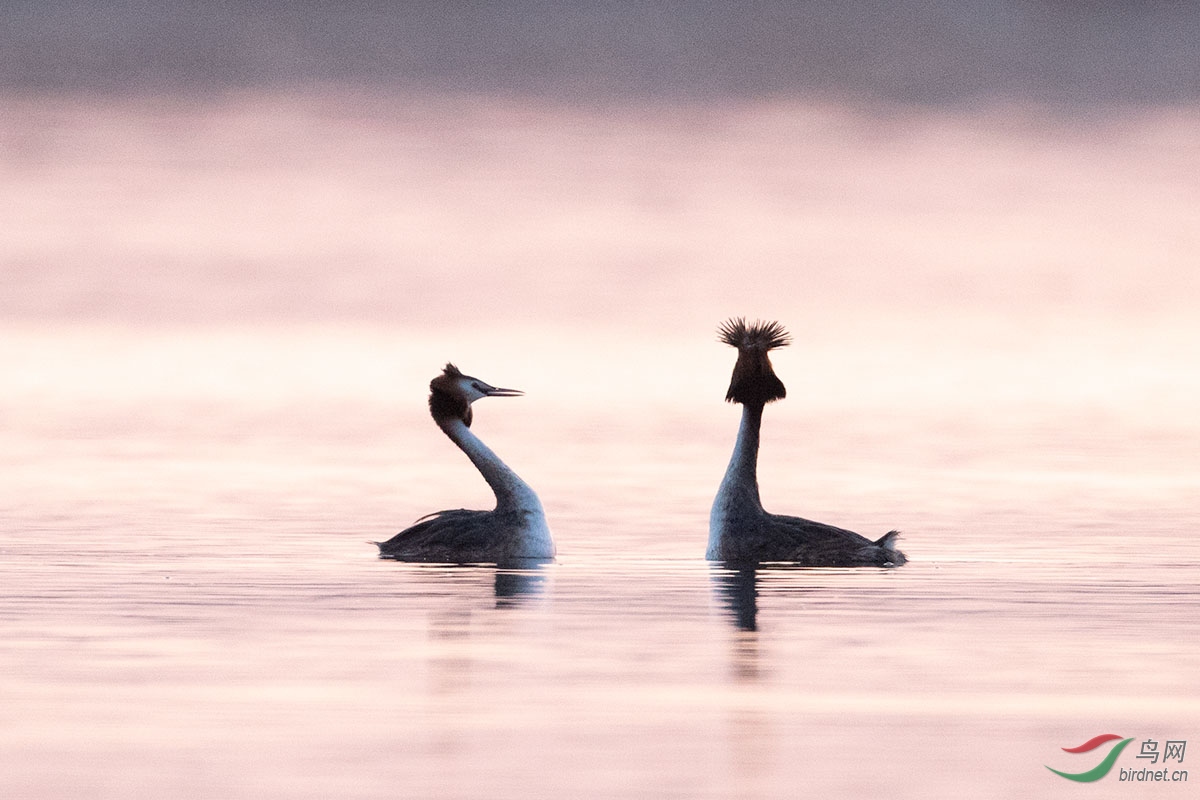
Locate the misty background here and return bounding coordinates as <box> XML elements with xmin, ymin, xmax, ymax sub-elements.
<box><xmin>4</xmin><ymin>2</ymin><xmax>1199</xmax><ymax>331</ymax></box>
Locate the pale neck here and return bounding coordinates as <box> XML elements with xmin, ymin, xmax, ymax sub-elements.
<box><xmin>438</xmin><ymin>417</ymin><xmax>539</xmax><ymax>513</ymax></box>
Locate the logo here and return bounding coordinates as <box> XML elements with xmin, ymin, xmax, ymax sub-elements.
<box><xmin>1046</xmin><ymin>734</ymin><xmax>1134</xmax><ymax>782</ymax></box>
<box><xmin>1046</xmin><ymin>734</ymin><xmax>1188</xmax><ymax>783</ymax></box>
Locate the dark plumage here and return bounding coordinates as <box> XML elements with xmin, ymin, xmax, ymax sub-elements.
<box><xmin>720</xmin><ymin>317</ymin><xmax>790</xmax><ymax>406</ymax></box>
<box><xmin>379</xmin><ymin>508</ymin><xmax>544</xmax><ymax>563</ymax></box>
<box><xmin>718</xmin><ymin>317</ymin><xmax>792</xmax><ymax>351</ymax></box>
<box><xmin>714</xmin><ymin>500</ymin><xmax>905</xmax><ymax>566</ymax></box>
<box><xmin>428</xmin><ymin>363</ymin><xmax>474</xmax><ymax>427</ymax></box>
<box><xmin>708</xmin><ymin>318</ymin><xmax>906</xmax><ymax>566</ymax></box>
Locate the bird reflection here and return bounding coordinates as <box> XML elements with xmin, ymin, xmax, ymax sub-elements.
<box><xmin>711</xmin><ymin>564</ymin><xmax>765</xmax><ymax>684</ymax></box>
<box><xmin>712</xmin><ymin>564</ymin><xmax>761</xmax><ymax>632</ymax></box>
<box><xmin>712</xmin><ymin>562</ymin><xmax>832</xmax><ymax>633</ymax></box>
<box><xmin>405</xmin><ymin>561</ymin><xmax>553</xmax><ymax>705</ymax></box>
<box><xmin>381</xmin><ymin>560</ymin><xmax>552</xmax><ymax>607</ymax></box>
<box><xmin>492</xmin><ymin>559</ymin><xmax>552</xmax><ymax>607</ymax></box>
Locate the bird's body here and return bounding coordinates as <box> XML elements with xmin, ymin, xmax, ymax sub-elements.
<box><xmin>376</xmin><ymin>364</ymin><xmax>554</xmax><ymax>563</ymax></box>
<box><xmin>707</xmin><ymin>319</ymin><xmax>905</xmax><ymax>567</ymax></box>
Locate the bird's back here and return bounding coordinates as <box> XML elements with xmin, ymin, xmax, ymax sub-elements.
<box><xmin>377</xmin><ymin>507</ymin><xmax>553</xmax><ymax>563</ymax></box>
<box><xmin>714</xmin><ymin>512</ymin><xmax>906</xmax><ymax>567</ymax></box>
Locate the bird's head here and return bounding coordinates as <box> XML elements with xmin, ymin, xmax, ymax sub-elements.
<box><xmin>428</xmin><ymin>363</ymin><xmax>523</xmax><ymax>426</ymax></box>
<box><xmin>718</xmin><ymin>317</ymin><xmax>791</xmax><ymax>406</ymax></box>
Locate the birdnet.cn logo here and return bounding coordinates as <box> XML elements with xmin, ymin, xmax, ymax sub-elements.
<box><xmin>1046</xmin><ymin>734</ymin><xmax>1188</xmax><ymax>783</ymax></box>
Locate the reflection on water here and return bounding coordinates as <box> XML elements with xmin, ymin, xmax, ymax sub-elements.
<box><xmin>493</xmin><ymin>563</ymin><xmax>552</xmax><ymax>605</ymax></box>
<box><xmin>712</xmin><ymin>565</ymin><xmax>761</xmax><ymax>632</ymax></box>
<box><xmin>713</xmin><ymin>566</ymin><xmax>768</xmax><ymax>686</ymax></box>
<box><xmin>380</xmin><ymin>561</ymin><xmax>553</xmax><ymax>606</ymax></box>
<box><xmin>3</xmin><ymin>520</ymin><xmax>1200</xmax><ymax>798</ymax></box>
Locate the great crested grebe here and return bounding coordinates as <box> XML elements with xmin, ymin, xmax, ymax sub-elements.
<box><xmin>376</xmin><ymin>363</ymin><xmax>555</xmax><ymax>562</ymax></box>
<box><xmin>708</xmin><ymin>318</ymin><xmax>906</xmax><ymax>566</ymax></box>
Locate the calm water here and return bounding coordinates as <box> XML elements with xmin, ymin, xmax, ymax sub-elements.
<box><xmin>2</xmin><ymin>93</ymin><xmax>1199</xmax><ymax>797</ymax></box>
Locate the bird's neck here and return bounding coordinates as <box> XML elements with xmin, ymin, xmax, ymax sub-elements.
<box><xmin>709</xmin><ymin>403</ymin><xmax>765</xmax><ymax>557</ymax></box>
<box><xmin>718</xmin><ymin>403</ymin><xmax>765</xmax><ymax>511</ymax></box>
<box><xmin>438</xmin><ymin>416</ymin><xmax>541</xmax><ymax>514</ymax></box>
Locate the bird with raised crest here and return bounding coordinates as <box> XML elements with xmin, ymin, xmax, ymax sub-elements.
<box><xmin>375</xmin><ymin>363</ymin><xmax>555</xmax><ymax>563</ymax></box>
<box><xmin>708</xmin><ymin>318</ymin><xmax>906</xmax><ymax>566</ymax></box>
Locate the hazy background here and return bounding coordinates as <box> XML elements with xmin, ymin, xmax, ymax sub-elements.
<box><xmin>3</xmin><ymin>1</ymin><xmax>1199</xmax><ymax>331</ymax></box>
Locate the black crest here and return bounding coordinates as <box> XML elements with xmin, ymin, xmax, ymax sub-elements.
<box><xmin>429</xmin><ymin>362</ymin><xmax>472</xmax><ymax>426</ymax></box>
<box><xmin>718</xmin><ymin>318</ymin><xmax>792</xmax><ymax>351</ymax></box>
<box><xmin>718</xmin><ymin>318</ymin><xmax>790</xmax><ymax>405</ymax></box>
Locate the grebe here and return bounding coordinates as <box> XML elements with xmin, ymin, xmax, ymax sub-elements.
<box><xmin>376</xmin><ymin>363</ymin><xmax>555</xmax><ymax>562</ymax></box>
<box><xmin>707</xmin><ymin>318</ymin><xmax>906</xmax><ymax>566</ymax></box>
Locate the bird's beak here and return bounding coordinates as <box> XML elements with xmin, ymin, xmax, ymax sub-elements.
<box><xmin>483</xmin><ymin>385</ymin><xmax>523</xmax><ymax>398</ymax></box>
